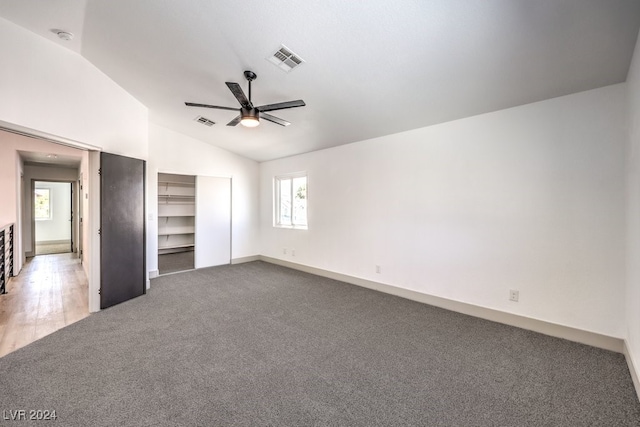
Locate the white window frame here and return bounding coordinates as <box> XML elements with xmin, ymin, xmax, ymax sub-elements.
<box><xmin>34</xmin><ymin>187</ymin><xmax>52</xmax><ymax>221</ymax></box>
<box><xmin>274</xmin><ymin>172</ymin><xmax>308</xmax><ymax>229</ymax></box>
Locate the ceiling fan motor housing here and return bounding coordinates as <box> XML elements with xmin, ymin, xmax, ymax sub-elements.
<box><xmin>241</xmin><ymin>107</ymin><xmax>259</xmax><ymax>120</ymax></box>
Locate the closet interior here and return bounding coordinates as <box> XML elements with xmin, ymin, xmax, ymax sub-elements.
<box><xmin>157</xmin><ymin>173</ymin><xmax>195</xmax><ymax>274</ymax></box>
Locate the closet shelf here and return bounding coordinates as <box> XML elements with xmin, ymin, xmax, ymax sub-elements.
<box><xmin>158</xmin><ymin>195</ymin><xmax>195</xmax><ymax>205</ymax></box>
<box><xmin>158</xmin><ymin>195</ymin><xmax>194</xmax><ymax>200</ymax></box>
<box><xmin>158</xmin><ymin>180</ymin><xmax>195</xmax><ymax>187</ymax></box>
<box><xmin>158</xmin><ymin>228</ymin><xmax>195</xmax><ymax>236</ymax></box>
<box><xmin>159</xmin><ymin>243</ymin><xmax>195</xmax><ymax>250</ymax></box>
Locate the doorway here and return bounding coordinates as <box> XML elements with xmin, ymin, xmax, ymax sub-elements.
<box><xmin>33</xmin><ymin>181</ymin><xmax>73</xmax><ymax>256</ymax></box>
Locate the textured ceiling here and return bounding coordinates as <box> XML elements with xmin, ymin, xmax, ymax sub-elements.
<box><xmin>1</xmin><ymin>0</ymin><xmax>639</xmax><ymax>161</ymax></box>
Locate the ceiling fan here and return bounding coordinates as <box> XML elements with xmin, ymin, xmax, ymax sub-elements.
<box><xmin>185</xmin><ymin>70</ymin><xmax>305</xmax><ymax>128</ymax></box>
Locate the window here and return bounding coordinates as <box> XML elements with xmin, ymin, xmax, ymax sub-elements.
<box><xmin>275</xmin><ymin>173</ymin><xmax>307</xmax><ymax>228</ymax></box>
<box><xmin>34</xmin><ymin>188</ymin><xmax>52</xmax><ymax>220</ymax></box>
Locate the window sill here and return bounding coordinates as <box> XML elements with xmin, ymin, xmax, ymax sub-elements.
<box><xmin>274</xmin><ymin>225</ymin><xmax>308</xmax><ymax>230</ymax></box>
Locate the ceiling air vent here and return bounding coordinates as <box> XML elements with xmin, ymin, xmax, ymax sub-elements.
<box><xmin>267</xmin><ymin>45</ymin><xmax>305</xmax><ymax>72</ymax></box>
<box><xmin>194</xmin><ymin>115</ymin><xmax>215</xmax><ymax>127</ymax></box>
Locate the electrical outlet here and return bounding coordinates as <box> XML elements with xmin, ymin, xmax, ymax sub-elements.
<box><xmin>291</xmin><ymin>249</ymin><xmax>296</xmax><ymax>257</ymax></box>
<box><xmin>283</xmin><ymin>248</ymin><xmax>287</xmax><ymax>255</ymax></box>
<box><xmin>375</xmin><ymin>265</ymin><xmax>381</xmax><ymax>274</ymax></box>
<box><xmin>509</xmin><ymin>289</ymin><xmax>519</xmax><ymax>302</ymax></box>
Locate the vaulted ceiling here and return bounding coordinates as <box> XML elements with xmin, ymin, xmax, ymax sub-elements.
<box><xmin>1</xmin><ymin>1</ymin><xmax>639</xmax><ymax>161</ymax></box>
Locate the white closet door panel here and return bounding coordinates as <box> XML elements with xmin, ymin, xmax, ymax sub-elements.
<box><xmin>195</xmin><ymin>176</ymin><xmax>231</xmax><ymax>268</ymax></box>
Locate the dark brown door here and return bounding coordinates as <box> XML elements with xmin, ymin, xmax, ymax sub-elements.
<box><xmin>100</xmin><ymin>152</ymin><xmax>146</xmax><ymax>309</ymax></box>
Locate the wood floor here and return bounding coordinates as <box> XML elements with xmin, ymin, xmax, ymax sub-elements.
<box><xmin>0</xmin><ymin>253</ymin><xmax>89</xmax><ymax>357</ymax></box>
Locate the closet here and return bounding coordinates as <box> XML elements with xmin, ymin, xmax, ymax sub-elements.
<box><xmin>157</xmin><ymin>173</ymin><xmax>231</xmax><ymax>275</ymax></box>
<box><xmin>158</xmin><ymin>173</ymin><xmax>195</xmax><ymax>274</ymax></box>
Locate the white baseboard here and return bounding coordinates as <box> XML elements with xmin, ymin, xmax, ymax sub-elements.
<box><xmin>259</xmin><ymin>256</ymin><xmax>623</xmax><ymax>353</ymax></box>
<box><xmin>232</xmin><ymin>255</ymin><xmax>260</xmax><ymax>264</ymax></box>
<box><xmin>36</xmin><ymin>239</ymin><xmax>71</xmax><ymax>245</ymax></box>
<box><xmin>623</xmin><ymin>341</ymin><xmax>640</xmax><ymax>401</ymax></box>
<box><xmin>147</xmin><ymin>270</ymin><xmax>159</xmax><ymax>289</ymax></box>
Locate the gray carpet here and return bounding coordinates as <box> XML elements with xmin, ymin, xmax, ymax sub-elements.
<box><xmin>0</xmin><ymin>261</ymin><xmax>638</xmax><ymax>426</ymax></box>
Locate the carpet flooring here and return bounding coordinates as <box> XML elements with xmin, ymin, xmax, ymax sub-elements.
<box><xmin>0</xmin><ymin>261</ymin><xmax>638</xmax><ymax>426</ymax></box>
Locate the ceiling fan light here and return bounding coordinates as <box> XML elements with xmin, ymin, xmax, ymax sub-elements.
<box><xmin>240</xmin><ymin>116</ymin><xmax>260</xmax><ymax>127</ymax></box>
<box><xmin>240</xmin><ymin>108</ymin><xmax>260</xmax><ymax>127</ymax></box>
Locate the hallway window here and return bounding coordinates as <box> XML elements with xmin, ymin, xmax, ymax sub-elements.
<box><xmin>35</xmin><ymin>188</ymin><xmax>52</xmax><ymax>220</ymax></box>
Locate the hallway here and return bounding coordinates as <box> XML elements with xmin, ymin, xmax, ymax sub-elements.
<box><xmin>0</xmin><ymin>253</ymin><xmax>89</xmax><ymax>357</ymax></box>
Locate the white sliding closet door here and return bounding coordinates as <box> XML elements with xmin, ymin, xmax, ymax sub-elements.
<box><xmin>195</xmin><ymin>176</ymin><xmax>231</xmax><ymax>268</ymax></box>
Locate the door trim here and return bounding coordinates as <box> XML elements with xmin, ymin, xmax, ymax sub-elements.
<box><xmin>30</xmin><ymin>179</ymin><xmax>75</xmax><ymax>257</ymax></box>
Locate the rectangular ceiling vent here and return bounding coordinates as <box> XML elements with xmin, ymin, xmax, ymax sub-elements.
<box><xmin>267</xmin><ymin>45</ymin><xmax>305</xmax><ymax>72</ymax></box>
<box><xmin>194</xmin><ymin>115</ymin><xmax>215</xmax><ymax>127</ymax></box>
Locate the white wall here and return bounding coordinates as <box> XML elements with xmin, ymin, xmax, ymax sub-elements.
<box><xmin>626</xmin><ymin>29</ymin><xmax>640</xmax><ymax>388</ymax></box>
<box><xmin>34</xmin><ymin>182</ymin><xmax>71</xmax><ymax>243</ymax></box>
<box><xmin>260</xmin><ymin>84</ymin><xmax>627</xmax><ymax>338</ymax></box>
<box><xmin>0</xmin><ymin>17</ymin><xmax>148</xmax><ymax>159</ymax></box>
<box><xmin>148</xmin><ymin>123</ymin><xmax>260</xmax><ymax>275</ymax></box>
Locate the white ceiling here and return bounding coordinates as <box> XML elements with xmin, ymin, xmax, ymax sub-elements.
<box><xmin>18</xmin><ymin>150</ymin><xmax>81</xmax><ymax>168</ymax></box>
<box><xmin>1</xmin><ymin>0</ymin><xmax>639</xmax><ymax>162</ymax></box>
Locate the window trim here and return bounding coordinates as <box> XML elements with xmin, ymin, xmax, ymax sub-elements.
<box><xmin>274</xmin><ymin>172</ymin><xmax>308</xmax><ymax>230</ymax></box>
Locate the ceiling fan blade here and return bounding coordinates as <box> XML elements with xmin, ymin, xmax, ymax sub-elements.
<box><xmin>185</xmin><ymin>102</ymin><xmax>238</xmax><ymax>111</ymax></box>
<box><xmin>261</xmin><ymin>112</ymin><xmax>291</xmax><ymax>127</ymax></box>
<box><xmin>257</xmin><ymin>100</ymin><xmax>305</xmax><ymax>112</ymax></box>
<box><xmin>226</xmin><ymin>115</ymin><xmax>242</xmax><ymax>126</ymax></box>
<box><xmin>225</xmin><ymin>82</ymin><xmax>253</xmax><ymax>108</ymax></box>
